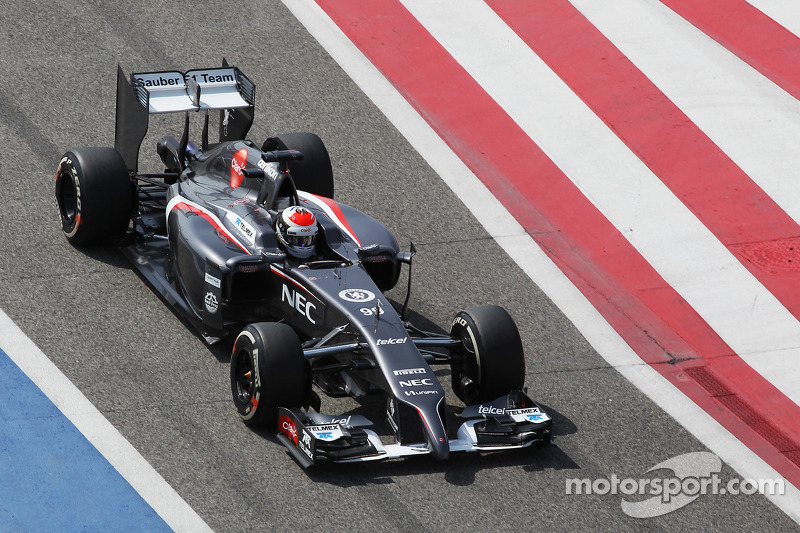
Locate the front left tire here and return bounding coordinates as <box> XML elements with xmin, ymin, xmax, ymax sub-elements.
<box><xmin>449</xmin><ymin>305</ymin><xmax>526</xmax><ymax>405</ymax></box>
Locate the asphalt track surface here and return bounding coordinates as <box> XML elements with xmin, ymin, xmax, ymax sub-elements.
<box><xmin>0</xmin><ymin>0</ymin><xmax>796</xmax><ymax>531</ymax></box>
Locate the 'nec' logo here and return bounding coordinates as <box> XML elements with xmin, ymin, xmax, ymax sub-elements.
<box><xmin>398</xmin><ymin>378</ymin><xmax>433</xmax><ymax>388</ymax></box>
<box><xmin>282</xmin><ymin>285</ymin><xmax>316</xmax><ymax>324</ymax></box>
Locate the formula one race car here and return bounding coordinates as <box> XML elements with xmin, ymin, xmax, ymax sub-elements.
<box><xmin>55</xmin><ymin>63</ymin><xmax>551</xmax><ymax>467</ymax></box>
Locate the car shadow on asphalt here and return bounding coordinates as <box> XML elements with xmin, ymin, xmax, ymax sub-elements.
<box><xmin>302</xmin><ymin>440</ymin><xmax>580</xmax><ymax>488</ymax></box>
<box><xmin>69</xmin><ymin>242</ymin><xmax>132</xmax><ymax>269</ymax></box>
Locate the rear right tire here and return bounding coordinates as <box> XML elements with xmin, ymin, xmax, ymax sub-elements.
<box><xmin>55</xmin><ymin>147</ymin><xmax>132</xmax><ymax>245</ymax></box>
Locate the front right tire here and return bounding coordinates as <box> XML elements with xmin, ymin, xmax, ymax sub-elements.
<box><xmin>230</xmin><ymin>322</ymin><xmax>309</xmax><ymax>427</ymax></box>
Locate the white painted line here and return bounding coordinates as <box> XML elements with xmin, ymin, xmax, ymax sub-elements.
<box><xmin>0</xmin><ymin>308</ymin><xmax>213</xmax><ymax>533</ymax></box>
<box><xmin>282</xmin><ymin>0</ymin><xmax>800</xmax><ymax>521</ymax></box>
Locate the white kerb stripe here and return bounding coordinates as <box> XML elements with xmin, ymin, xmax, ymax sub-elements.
<box><xmin>571</xmin><ymin>0</ymin><xmax>800</xmax><ymax>229</ymax></box>
<box><xmin>745</xmin><ymin>1</ymin><xmax>800</xmax><ymax>39</ymax></box>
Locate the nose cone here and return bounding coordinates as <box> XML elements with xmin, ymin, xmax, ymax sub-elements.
<box><xmin>419</xmin><ymin>408</ymin><xmax>449</xmax><ymax>460</ymax></box>
<box><xmin>429</xmin><ymin>433</ymin><xmax>450</xmax><ymax>461</ymax></box>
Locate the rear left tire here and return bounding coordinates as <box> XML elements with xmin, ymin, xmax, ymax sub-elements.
<box><xmin>262</xmin><ymin>132</ymin><xmax>334</xmax><ymax>198</ymax></box>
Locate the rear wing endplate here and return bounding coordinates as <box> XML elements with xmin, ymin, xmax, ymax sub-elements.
<box><xmin>114</xmin><ymin>61</ymin><xmax>255</xmax><ymax>173</ymax></box>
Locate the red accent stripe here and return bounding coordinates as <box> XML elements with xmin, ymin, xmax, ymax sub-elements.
<box><xmin>231</xmin><ymin>148</ymin><xmax>248</xmax><ymax>189</ymax></box>
<box><xmin>315</xmin><ymin>0</ymin><xmax>800</xmax><ymax>485</ymax></box>
<box><xmin>660</xmin><ymin>0</ymin><xmax>800</xmax><ymax>102</ymax></box>
<box><xmin>278</xmin><ymin>414</ymin><xmax>298</xmax><ymax>444</ymax></box>
<box><xmin>172</xmin><ymin>202</ymin><xmax>249</xmax><ymax>254</ymax></box>
<box><xmin>304</xmin><ymin>193</ymin><xmax>362</xmax><ymax>246</ymax></box>
<box><xmin>270</xmin><ymin>265</ymin><xmax>319</xmax><ymax>301</ymax></box>
<box><xmin>288</xmin><ymin>207</ymin><xmax>316</xmax><ymax>227</ymax></box>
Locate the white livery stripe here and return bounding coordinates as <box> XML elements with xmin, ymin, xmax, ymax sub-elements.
<box><xmin>166</xmin><ymin>196</ymin><xmax>251</xmax><ymax>254</ymax></box>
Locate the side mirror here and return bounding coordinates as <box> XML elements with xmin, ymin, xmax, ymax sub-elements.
<box><xmin>397</xmin><ymin>242</ymin><xmax>417</xmax><ymax>264</ymax></box>
<box><xmin>357</xmin><ymin>244</ymin><xmax>397</xmax><ymax>264</ymax></box>
<box><xmin>242</xmin><ymin>168</ymin><xmax>265</xmax><ymax>179</ymax></box>
<box><xmin>396</xmin><ymin>251</ymin><xmax>413</xmax><ymax>264</ymax></box>
<box><xmin>400</xmin><ymin>243</ymin><xmax>416</xmax><ymax>321</ymax></box>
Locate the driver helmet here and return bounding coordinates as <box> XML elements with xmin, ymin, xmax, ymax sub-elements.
<box><xmin>276</xmin><ymin>206</ymin><xmax>318</xmax><ymax>259</ymax></box>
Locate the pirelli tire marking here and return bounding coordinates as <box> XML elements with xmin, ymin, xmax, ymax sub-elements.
<box><xmin>454</xmin><ymin>315</ymin><xmax>482</xmax><ymax>384</ymax></box>
<box><xmin>58</xmin><ymin>157</ymin><xmax>82</xmax><ymax>238</ymax></box>
<box><xmin>237</xmin><ymin>330</ymin><xmax>261</xmax><ymax>421</ymax></box>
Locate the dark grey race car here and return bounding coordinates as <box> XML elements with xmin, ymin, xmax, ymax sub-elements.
<box><xmin>54</xmin><ymin>63</ymin><xmax>552</xmax><ymax>467</ymax></box>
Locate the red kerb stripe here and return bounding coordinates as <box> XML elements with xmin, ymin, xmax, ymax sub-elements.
<box><xmin>488</xmin><ymin>0</ymin><xmax>800</xmax><ymax>319</ymax></box>
<box><xmin>661</xmin><ymin>0</ymin><xmax>800</xmax><ymax>102</ymax></box>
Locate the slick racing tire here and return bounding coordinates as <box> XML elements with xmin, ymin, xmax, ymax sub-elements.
<box><xmin>55</xmin><ymin>147</ymin><xmax>132</xmax><ymax>245</ymax></box>
<box><xmin>262</xmin><ymin>132</ymin><xmax>334</xmax><ymax>198</ymax></box>
<box><xmin>230</xmin><ymin>322</ymin><xmax>309</xmax><ymax>427</ymax></box>
<box><xmin>449</xmin><ymin>305</ymin><xmax>526</xmax><ymax>405</ymax></box>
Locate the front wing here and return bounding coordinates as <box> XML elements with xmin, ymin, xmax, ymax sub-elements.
<box><xmin>276</xmin><ymin>391</ymin><xmax>552</xmax><ymax>468</ymax></box>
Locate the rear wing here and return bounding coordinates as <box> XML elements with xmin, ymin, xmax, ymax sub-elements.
<box><xmin>114</xmin><ymin>61</ymin><xmax>255</xmax><ymax>173</ymax></box>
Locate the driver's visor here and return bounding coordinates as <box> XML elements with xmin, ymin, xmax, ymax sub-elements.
<box><xmin>286</xmin><ymin>235</ymin><xmax>315</xmax><ymax>247</ymax></box>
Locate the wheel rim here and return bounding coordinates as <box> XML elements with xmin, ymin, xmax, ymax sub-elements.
<box><xmin>451</xmin><ymin>315</ymin><xmax>483</xmax><ymax>404</ymax></box>
<box><xmin>233</xmin><ymin>348</ymin><xmax>255</xmax><ymax>405</ymax></box>
<box><xmin>57</xmin><ymin>171</ymin><xmax>77</xmax><ymax>223</ymax></box>
<box><xmin>455</xmin><ymin>326</ymin><xmax>480</xmax><ymax>373</ymax></box>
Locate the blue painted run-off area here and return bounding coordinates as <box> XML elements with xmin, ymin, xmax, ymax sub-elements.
<box><xmin>0</xmin><ymin>347</ymin><xmax>170</xmax><ymax>532</ymax></box>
